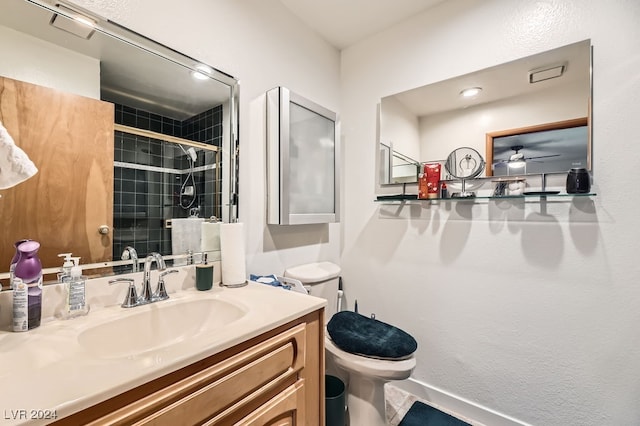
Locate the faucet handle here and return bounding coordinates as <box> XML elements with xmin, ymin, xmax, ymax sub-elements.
<box><xmin>109</xmin><ymin>278</ymin><xmax>138</xmax><ymax>308</ymax></box>
<box><xmin>154</xmin><ymin>269</ymin><xmax>179</xmax><ymax>301</ymax></box>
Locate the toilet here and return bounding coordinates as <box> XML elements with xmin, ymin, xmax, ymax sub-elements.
<box><xmin>284</xmin><ymin>262</ymin><xmax>416</xmax><ymax>426</ymax></box>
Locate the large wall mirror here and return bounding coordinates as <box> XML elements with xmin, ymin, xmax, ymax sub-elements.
<box><xmin>0</xmin><ymin>0</ymin><xmax>239</xmax><ymax>286</ymax></box>
<box><xmin>378</xmin><ymin>39</ymin><xmax>592</xmax><ymax>185</ymax></box>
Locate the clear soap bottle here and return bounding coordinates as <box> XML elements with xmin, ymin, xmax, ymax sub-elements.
<box><xmin>57</xmin><ymin>253</ymin><xmax>74</xmax><ymax>283</ymax></box>
<box><xmin>62</xmin><ymin>257</ymin><xmax>90</xmax><ymax>319</ymax></box>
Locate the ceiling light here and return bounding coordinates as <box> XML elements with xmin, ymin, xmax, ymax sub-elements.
<box><xmin>528</xmin><ymin>65</ymin><xmax>565</xmax><ymax>83</ymax></box>
<box><xmin>50</xmin><ymin>4</ymin><xmax>96</xmax><ymax>39</ymax></box>
<box><xmin>460</xmin><ymin>87</ymin><xmax>482</xmax><ymax>98</ymax></box>
<box><xmin>191</xmin><ymin>65</ymin><xmax>212</xmax><ymax>81</ymax></box>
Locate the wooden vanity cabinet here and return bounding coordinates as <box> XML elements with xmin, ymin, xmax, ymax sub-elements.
<box><xmin>52</xmin><ymin>309</ymin><xmax>324</xmax><ymax>426</ymax></box>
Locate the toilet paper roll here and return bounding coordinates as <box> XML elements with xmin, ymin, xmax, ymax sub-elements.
<box><xmin>201</xmin><ymin>222</ymin><xmax>221</xmax><ymax>252</ymax></box>
<box><xmin>219</xmin><ymin>223</ymin><xmax>247</xmax><ymax>286</ymax></box>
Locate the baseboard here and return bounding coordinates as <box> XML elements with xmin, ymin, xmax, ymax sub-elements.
<box><xmin>391</xmin><ymin>378</ymin><xmax>534</xmax><ymax>426</ymax></box>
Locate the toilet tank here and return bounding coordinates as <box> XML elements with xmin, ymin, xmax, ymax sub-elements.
<box><xmin>284</xmin><ymin>262</ymin><xmax>341</xmax><ymax>320</ymax></box>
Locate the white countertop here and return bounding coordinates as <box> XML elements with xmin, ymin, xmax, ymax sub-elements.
<box><xmin>0</xmin><ymin>269</ymin><xmax>325</xmax><ymax>425</ymax></box>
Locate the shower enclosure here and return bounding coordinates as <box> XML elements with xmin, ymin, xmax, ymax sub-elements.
<box><xmin>112</xmin><ymin>103</ymin><xmax>224</xmax><ymax>261</ymax></box>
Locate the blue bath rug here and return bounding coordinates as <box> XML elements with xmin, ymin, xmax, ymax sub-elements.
<box><xmin>399</xmin><ymin>401</ymin><xmax>471</xmax><ymax>426</ymax></box>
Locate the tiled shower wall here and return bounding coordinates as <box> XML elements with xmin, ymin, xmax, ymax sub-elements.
<box><xmin>113</xmin><ymin>104</ymin><xmax>223</xmax><ymax>261</ymax></box>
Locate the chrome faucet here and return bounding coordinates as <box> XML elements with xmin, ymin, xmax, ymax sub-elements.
<box><xmin>141</xmin><ymin>252</ymin><xmax>166</xmax><ymax>304</ymax></box>
<box><xmin>108</xmin><ymin>278</ymin><xmax>138</xmax><ymax>308</ymax></box>
<box><xmin>121</xmin><ymin>246</ymin><xmax>139</xmax><ymax>273</ymax></box>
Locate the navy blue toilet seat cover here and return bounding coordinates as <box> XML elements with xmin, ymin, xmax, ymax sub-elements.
<box><xmin>327</xmin><ymin>311</ymin><xmax>417</xmax><ymax>359</ymax></box>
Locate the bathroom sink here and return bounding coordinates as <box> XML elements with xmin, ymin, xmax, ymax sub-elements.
<box><xmin>77</xmin><ymin>298</ymin><xmax>246</xmax><ymax>358</ymax></box>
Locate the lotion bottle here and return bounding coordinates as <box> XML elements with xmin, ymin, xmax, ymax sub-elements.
<box><xmin>63</xmin><ymin>257</ymin><xmax>90</xmax><ymax>319</ymax></box>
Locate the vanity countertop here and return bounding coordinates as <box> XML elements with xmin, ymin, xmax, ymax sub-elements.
<box><xmin>0</xmin><ymin>275</ymin><xmax>325</xmax><ymax>425</ymax></box>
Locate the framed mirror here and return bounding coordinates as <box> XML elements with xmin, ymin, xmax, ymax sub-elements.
<box><xmin>378</xmin><ymin>39</ymin><xmax>591</xmax><ymax>186</ymax></box>
<box><xmin>0</xmin><ymin>0</ymin><xmax>239</xmax><ymax>286</ymax></box>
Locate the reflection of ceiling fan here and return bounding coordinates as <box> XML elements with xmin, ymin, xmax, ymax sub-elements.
<box><xmin>493</xmin><ymin>145</ymin><xmax>560</xmax><ymax>168</ymax></box>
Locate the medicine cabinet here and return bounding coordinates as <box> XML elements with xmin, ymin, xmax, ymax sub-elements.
<box><xmin>266</xmin><ymin>87</ymin><xmax>339</xmax><ymax>225</ymax></box>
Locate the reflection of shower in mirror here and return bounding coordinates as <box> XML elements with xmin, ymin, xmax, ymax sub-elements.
<box><xmin>180</xmin><ymin>146</ymin><xmax>198</xmax><ymax>210</ymax></box>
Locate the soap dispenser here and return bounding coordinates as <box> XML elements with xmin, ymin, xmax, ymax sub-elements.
<box><xmin>57</xmin><ymin>253</ymin><xmax>74</xmax><ymax>283</ymax></box>
<box><xmin>62</xmin><ymin>257</ymin><xmax>90</xmax><ymax>319</ymax></box>
<box><xmin>196</xmin><ymin>253</ymin><xmax>214</xmax><ymax>291</ymax></box>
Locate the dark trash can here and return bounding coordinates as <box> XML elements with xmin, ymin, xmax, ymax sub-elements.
<box><xmin>325</xmin><ymin>375</ymin><xmax>346</xmax><ymax>426</ymax></box>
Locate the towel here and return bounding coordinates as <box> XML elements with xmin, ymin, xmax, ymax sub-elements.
<box><xmin>171</xmin><ymin>217</ymin><xmax>204</xmax><ymax>265</ymax></box>
<box><xmin>0</xmin><ymin>120</ymin><xmax>38</xmax><ymax>189</ymax></box>
<box><xmin>201</xmin><ymin>222</ymin><xmax>221</xmax><ymax>252</ymax></box>
<box><xmin>250</xmin><ymin>274</ymin><xmax>287</xmax><ymax>288</ymax></box>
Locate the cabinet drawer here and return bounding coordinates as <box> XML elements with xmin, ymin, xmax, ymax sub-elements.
<box><xmin>230</xmin><ymin>380</ymin><xmax>305</xmax><ymax>426</ymax></box>
<box><xmin>89</xmin><ymin>323</ymin><xmax>307</xmax><ymax>426</ymax></box>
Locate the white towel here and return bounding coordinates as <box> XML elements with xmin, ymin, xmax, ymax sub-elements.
<box><xmin>0</xmin><ymin>121</ymin><xmax>38</xmax><ymax>190</ymax></box>
<box><xmin>171</xmin><ymin>218</ymin><xmax>204</xmax><ymax>265</ymax></box>
<box><xmin>201</xmin><ymin>222</ymin><xmax>221</xmax><ymax>252</ymax></box>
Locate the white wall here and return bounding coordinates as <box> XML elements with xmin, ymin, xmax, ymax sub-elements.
<box><xmin>71</xmin><ymin>0</ymin><xmax>342</xmax><ymax>275</ymax></box>
<box><xmin>341</xmin><ymin>0</ymin><xmax>640</xmax><ymax>425</ymax></box>
<box><xmin>0</xmin><ymin>25</ymin><xmax>99</xmax><ymax>98</ymax></box>
<box><xmin>380</xmin><ymin>95</ymin><xmax>421</xmax><ymax>160</ymax></box>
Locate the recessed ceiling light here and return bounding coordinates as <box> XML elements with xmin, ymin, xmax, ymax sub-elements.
<box><xmin>191</xmin><ymin>65</ymin><xmax>212</xmax><ymax>81</ymax></box>
<box><xmin>460</xmin><ymin>87</ymin><xmax>482</xmax><ymax>98</ymax></box>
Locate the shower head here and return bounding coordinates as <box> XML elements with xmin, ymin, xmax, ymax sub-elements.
<box><xmin>187</xmin><ymin>147</ymin><xmax>197</xmax><ymax>162</ymax></box>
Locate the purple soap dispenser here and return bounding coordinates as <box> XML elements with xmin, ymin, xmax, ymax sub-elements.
<box><xmin>13</xmin><ymin>240</ymin><xmax>43</xmax><ymax>331</ymax></box>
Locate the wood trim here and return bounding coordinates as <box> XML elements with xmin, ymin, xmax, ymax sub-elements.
<box><xmin>114</xmin><ymin>124</ymin><xmax>218</xmax><ymax>152</ymax></box>
<box><xmin>485</xmin><ymin>117</ymin><xmax>588</xmax><ymax>177</ymax></box>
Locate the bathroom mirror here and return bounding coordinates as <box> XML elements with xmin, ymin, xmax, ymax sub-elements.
<box><xmin>379</xmin><ymin>143</ymin><xmax>420</xmax><ymax>184</ymax></box>
<box><xmin>0</xmin><ymin>0</ymin><xmax>239</xmax><ymax>285</ymax></box>
<box><xmin>378</xmin><ymin>39</ymin><xmax>591</xmax><ymax>185</ymax></box>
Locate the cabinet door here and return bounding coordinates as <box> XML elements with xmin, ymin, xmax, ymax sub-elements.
<box><xmin>0</xmin><ymin>76</ymin><xmax>114</xmax><ymax>270</ymax></box>
<box><xmin>266</xmin><ymin>86</ymin><xmax>339</xmax><ymax>225</ymax></box>
<box><xmin>232</xmin><ymin>381</ymin><xmax>305</xmax><ymax>426</ymax></box>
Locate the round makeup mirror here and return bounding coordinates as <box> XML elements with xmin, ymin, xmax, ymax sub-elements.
<box><xmin>444</xmin><ymin>147</ymin><xmax>485</xmax><ymax>197</ymax></box>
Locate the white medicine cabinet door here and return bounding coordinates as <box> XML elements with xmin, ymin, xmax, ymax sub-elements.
<box><xmin>267</xmin><ymin>87</ymin><xmax>339</xmax><ymax>225</ymax></box>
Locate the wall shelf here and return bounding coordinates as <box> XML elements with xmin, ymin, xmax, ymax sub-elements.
<box><xmin>375</xmin><ymin>193</ymin><xmax>597</xmax><ymax>203</ymax></box>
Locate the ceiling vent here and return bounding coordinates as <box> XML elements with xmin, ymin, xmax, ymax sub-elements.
<box><xmin>528</xmin><ymin>64</ymin><xmax>566</xmax><ymax>83</ymax></box>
